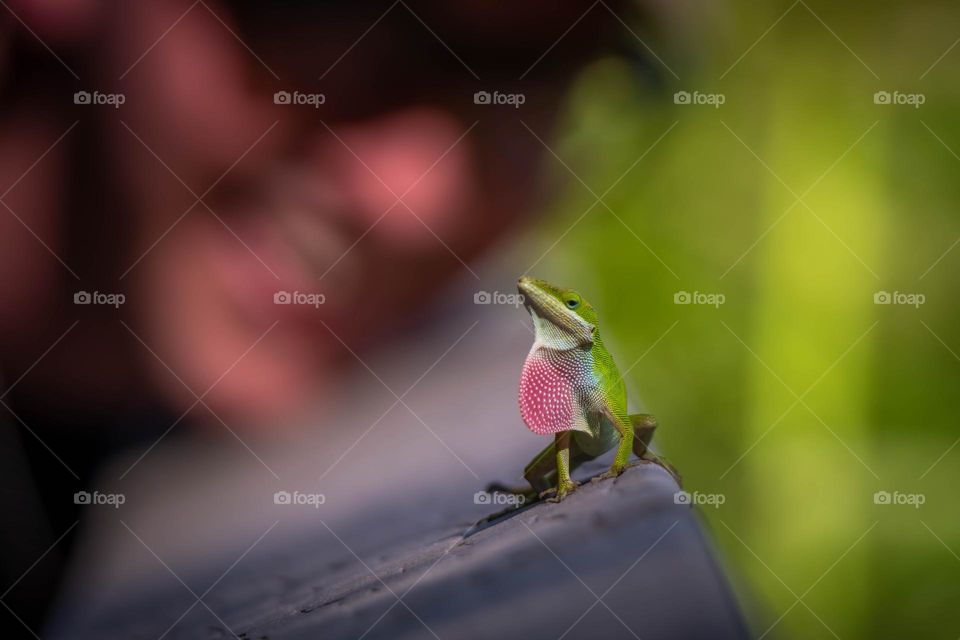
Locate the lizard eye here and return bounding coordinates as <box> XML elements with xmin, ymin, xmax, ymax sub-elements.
<box><xmin>565</xmin><ymin>298</ymin><xmax>579</xmax><ymax>309</ymax></box>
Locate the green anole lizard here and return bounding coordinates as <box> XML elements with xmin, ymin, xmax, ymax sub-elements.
<box><xmin>490</xmin><ymin>276</ymin><xmax>679</xmax><ymax>503</ymax></box>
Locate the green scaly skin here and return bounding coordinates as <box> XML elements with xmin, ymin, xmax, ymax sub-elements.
<box><xmin>494</xmin><ymin>276</ymin><xmax>680</xmax><ymax>503</ymax></box>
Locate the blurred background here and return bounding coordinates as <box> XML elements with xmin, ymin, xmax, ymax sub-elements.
<box><xmin>0</xmin><ymin>1</ymin><xmax>957</xmax><ymax>638</ymax></box>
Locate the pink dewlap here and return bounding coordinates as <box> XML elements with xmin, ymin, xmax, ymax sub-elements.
<box><xmin>519</xmin><ymin>352</ymin><xmax>577</xmax><ymax>435</ymax></box>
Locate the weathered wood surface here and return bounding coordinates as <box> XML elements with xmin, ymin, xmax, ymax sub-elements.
<box><xmin>49</xmin><ymin>462</ymin><xmax>749</xmax><ymax>640</ymax></box>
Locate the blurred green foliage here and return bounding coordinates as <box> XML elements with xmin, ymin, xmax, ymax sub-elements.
<box><xmin>529</xmin><ymin>3</ymin><xmax>960</xmax><ymax>637</ymax></box>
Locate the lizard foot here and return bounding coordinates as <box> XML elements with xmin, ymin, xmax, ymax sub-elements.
<box><xmin>590</xmin><ymin>464</ymin><xmax>626</xmax><ymax>483</ymax></box>
<box><xmin>542</xmin><ymin>480</ymin><xmax>578</xmax><ymax>503</ymax></box>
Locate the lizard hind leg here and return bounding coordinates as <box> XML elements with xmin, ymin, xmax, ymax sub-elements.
<box><xmin>628</xmin><ymin>413</ymin><xmax>683</xmax><ymax>487</ymax></box>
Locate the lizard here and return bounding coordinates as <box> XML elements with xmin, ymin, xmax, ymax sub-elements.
<box><xmin>489</xmin><ymin>276</ymin><xmax>679</xmax><ymax>503</ymax></box>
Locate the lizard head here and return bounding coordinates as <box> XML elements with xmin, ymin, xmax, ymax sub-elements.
<box><xmin>517</xmin><ymin>276</ymin><xmax>597</xmax><ymax>349</ymax></box>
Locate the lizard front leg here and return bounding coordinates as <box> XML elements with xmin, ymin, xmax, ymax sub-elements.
<box><xmin>592</xmin><ymin>405</ymin><xmax>633</xmax><ymax>482</ymax></box>
<box><xmin>542</xmin><ymin>430</ymin><xmax>579</xmax><ymax>502</ymax></box>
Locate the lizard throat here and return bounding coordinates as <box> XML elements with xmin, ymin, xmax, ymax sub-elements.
<box><xmin>529</xmin><ymin>307</ymin><xmax>588</xmax><ymax>351</ymax></box>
